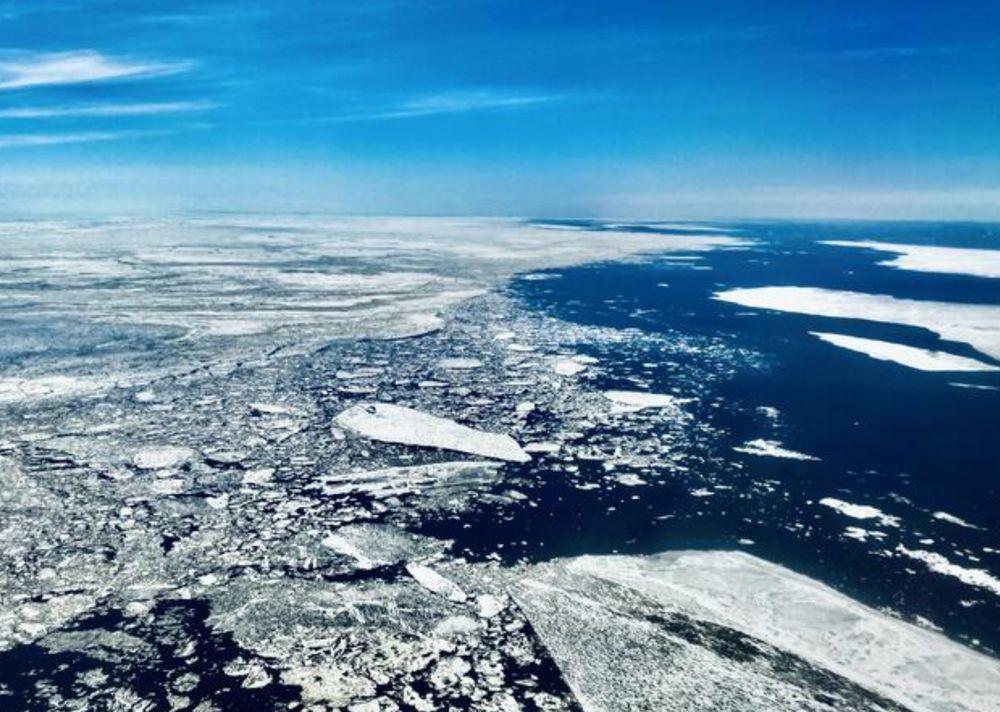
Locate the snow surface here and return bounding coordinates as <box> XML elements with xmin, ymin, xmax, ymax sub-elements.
<box><xmin>334</xmin><ymin>402</ymin><xmax>530</xmax><ymax>462</ymax></box>
<box><xmin>823</xmin><ymin>240</ymin><xmax>1000</xmax><ymax>279</ymax></box>
<box><xmin>811</xmin><ymin>332</ymin><xmax>999</xmax><ymax>372</ymax></box>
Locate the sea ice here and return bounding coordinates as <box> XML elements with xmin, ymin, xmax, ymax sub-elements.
<box><xmin>715</xmin><ymin>286</ymin><xmax>1000</xmax><ymax>361</ymax></box>
<box><xmin>507</xmin><ymin>550</ymin><xmax>1000</xmax><ymax>712</ymax></box>
<box><xmin>823</xmin><ymin>240</ymin><xmax>1000</xmax><ymax>279</ymax></box>
<box><xmin>335</xmin><ymin>402</ymin><xmax>530</xmax><ymax>462</ymax></box>
<box><xmin>405</xmin><ymin>563</ymin><xmax>468</xmax><ymax>603</ymax></box>
<box><xmin>896</xmin><ymin>546</ymin><xmax>1000</xmax><ymax>597</ymax></box>
<box><xmin>811</xmin><ymin>332</ymin><xmax>999</xmax><ymax>372</ymax></box>
<box><xmin>819</xmin><ymin>497</ymin><xmax>900</xmax><ymax>527</ymax></box>
<box><xmin>733</xmin><ymin>439</ymin><xmax>819</xmax><ymax>461</ymax></box>
<box><xmin>603</xmin><ymin>390</ymin><xmax>687</xmax><ymax>413</ymax></box>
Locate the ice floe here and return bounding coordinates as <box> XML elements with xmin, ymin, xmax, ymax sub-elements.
<box><xmin>335</xmin><ymin>402</ymin><xmax>530</xmax><ymax>462</ymax></box>
<box><xmin>819</xmin><ymin>497</ymin><xmax>900</xmax><ymax>527</ymax></box>
<box><xmin>715</xmin><ymin>286</ymin><xmax>1000</xmax><ymax>361</ymax></box>
<box><xmin>132</xmin><ymin>446</ymin><xmax>197</xmax><ymax>470</ymax></box>
<box><xmin>733</xmin><ymin>438</ymin><xmax>819</xmax><ymax>461</ymax></box>
<box><xmin>405</xmin><ymin>563</ymin><xmax>468</xmax><ymax>603</ymax></box>
<box><xmin>896</xmin><ymin>545</ymin><xmax>1000</xmax><ymax>597</ymax></box>
<box><xmin>811</xmin><ymin>332</ymin><xmax>999</xmax><ymax>372</ymax></box>
<box><xmin>823</xmin><ymin>240</ymin><xmax>1000</xmax><ymax>279</ymax></box>
<box><xmin>504</xmin><ymin>550</ymin><xmax>1000</xmax><ymax>712</ymax></box>
<box><xmin>603</xmin><ymin>390</ymin><xmax>687</xmax><ymax>413</ymax></box>
<box><xmin>933</xmin><ymin>511</ymin><xmax>984</xmax><ymax>530</ymax></box>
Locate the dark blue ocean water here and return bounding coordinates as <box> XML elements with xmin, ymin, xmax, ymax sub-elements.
<box><xmin>423</xmin><ymin>221</ymin><xmax>1000</xmax><ymax>654</ymax></box>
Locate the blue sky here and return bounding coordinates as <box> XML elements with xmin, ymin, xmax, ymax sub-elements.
<box><xmin>1</xmin><ymin>0</ymin><xmax>999</xmax><ymax>218</ymax></box>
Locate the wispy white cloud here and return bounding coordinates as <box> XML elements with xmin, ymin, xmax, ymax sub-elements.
<box><xmin>0</xmin><ymin>131</ymin><xmax>125</xmax><ymax>148</ymax></box>
<box><xmin>323</xmin><ymin>90</ymin><xmax>564</xmax><ymax>122</ymax></box>
<box><xmin>0</xmin><ymin>50</ymin><xmax>194</xmax><ymax>90</ymax></box>
<box><xmin>0</xmin><ymin>126</ymin><xmax>199</xmax><ymax>149</ymax></box>
<box><xmin>0</xmin><ymin>100</ymin><xmax>220</xmax><ymax>119</ymax></box>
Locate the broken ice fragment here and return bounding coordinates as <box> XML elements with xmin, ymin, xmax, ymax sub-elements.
<box><xmin>405</xmin><ymin>562</ymin><xmax>468</xmax><ymax>603</ymax></box>
<box><xmin>334</xmin><ymin>402</ymin><xmax>530</xmax><ymax>462</ymax></box>
<box><xmin>133</xmin><ymin>446</ymin><xmax>196</xmax><ymax>470</ymax></box>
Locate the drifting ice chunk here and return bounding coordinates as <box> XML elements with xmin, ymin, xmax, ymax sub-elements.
<box><xmin>436</xmin><ymin>357</ymin><xmax>483</xmax><ymax>370</ymax></box>
<box><xmin>133</xmin><ymin>446</ymin><xmax>196</xmax><ymax>470</ymax></box>
<box><xmin>603</xmin><ymin>390</ymin><xmax>686</xmax><ymax>413</ymax></box>
<box><xmin>733</xmin><ymin>439</ymin><xmax>819</xmax><ymax>461</ymax></box>
<box><xmin>405</xmin><ymin>562</ymin><xmax>468</xmax><ymax>603</ymax></box>
<box><xmin>819</xmin><ymin>497</ymin><xmax>900</xmax><ymax>528</ymax></box>
<box><xmin>334</xmin><ymin>402</ymin><xmax>530</xmax><ymax>462</ymax></box>
<box><xmin>811</xmin><ymin>332</ymin><xmax>999</xmax><ymax>372</ymax></box>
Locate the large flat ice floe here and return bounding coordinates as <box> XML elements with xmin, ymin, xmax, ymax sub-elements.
<box><xmin>823</xmin><ymin>240</ymin><xmax>1000</xmax><ymax>279</ymax></box>
<box><xmin>714</xmin><ymin>286</ymin><xmax>1000</xmax><ymax>361</ymax></box>
<box><xmin>811</xmin><ymin>332</ymin><xmax>1000</xmax><ymax>372</ymax></box>
<box><xmin>733</xmin><ymin>438</ymin><xmax>819</xmax><ymax>461</ymax></box>
<box><xmin>504</xmin><ymin>550</ymin><xmax>1000</xmax><ymax>712</ymax></box>
<box><xmin>335</xmin><ymin>402</ymin><xmax>530</xmax><ymax>462</ymax></box>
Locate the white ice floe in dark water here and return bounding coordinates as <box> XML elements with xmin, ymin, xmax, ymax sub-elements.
<box><xmin>714</xmin><ymin>286</ymin><xmax>1000</xmax><ymax>361</ymax></box>
<box><xmin>603</xmin><ymin>390</ymin><xmax>688</xmax><ymax>413</ymax></box>
<box><xmin>896</xmin><ymin>545</ymin><xmax>1000</xmax><ymax>597</ymax></box>
<box><xmin>819</xmin><ymin>497</ymin><xmax>900</xmax><ymax>527</ymax></box>
<box><xmin>822</xmin><ymin>240</ymin><xmax>1000</xmax><ymax>279</ymax></box>
<box><xmin>335</xmin><ymin>402</ymin><xmax>530</xmax><ymax>462</ymax></box>
<box><xmin>733</xmin><ymin>438</ymin><xmax>820</xmax><ymax>461</ymax></box>
<box><xmin>811</xmin><ymin>332</ymin><xmax>1000</xmax><ymax>372</ymax></box>
<box><xmin>406</xmin><ymin>562</ymin><xmax>468</xmax><ymax>603</ymax></box>
<box><xmin>504</xmin><ymin>550</ymin><xmax>1000</xmax><ymax>712</ymax></box>
<box><xmin>933</xmin><ymin>511</ymin><xmax>984</xmax><ymax>530</ymax></box>
<box><xmin>551</xmin><ymin>357</ymin><xmax>588</xmax><ymax>376</ymax></box>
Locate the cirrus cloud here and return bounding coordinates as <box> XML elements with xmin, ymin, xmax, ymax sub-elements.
<box><xmin>0</xmin><ymin>50</ymin><xmax>194</xmax><ymax>90</ymax></box>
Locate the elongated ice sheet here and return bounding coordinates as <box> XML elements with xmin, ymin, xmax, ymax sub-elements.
<box><xmin>511</xmin><ymin>551</ymin><xmax>1000</xmax><ymax>712</ymax></box>
<box><xmin>714</xmin><ymin>286</ymin><xmax>1000</xmax><ymax>361</ymax></box>
<box><xmin>823</xmin><ymin>241</ymin><xmax>1000</xmax><ymax>279</ymax></box>
<box><xmin>811</xmin><ymin>332</ymin><xmax>1000</xmax><ymax>372</ymax></box>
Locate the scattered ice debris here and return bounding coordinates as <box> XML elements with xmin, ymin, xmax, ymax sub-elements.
<box><xmin>819</xmin><ymin>498</ymin><xmax>900</xmax><ymax>527</ymax></box>
<box><xmin>811</xmin><ymin>332</ymin><xmax>999</xmax><ymax>372</ymax></box>
<box><xmin>733</xmin><ymin>438</ymin><xmax>819</xmax><ymax>461</ymax></box>
<box><xmin>843</xmin><ymin>527</ymin><xmax>886</xmax><ymax>543</ymax></box>
<box><xmin>933</xmin><ymin>511</ymin><xmax>984</xmax><ymax>530</ymax></box>
<box><xmin>822</xmin><ymin>240</ymin><xmax>1000</xmax><ymax>280</ymax></box>
<box><xmin>603</xmin><ymin>390</ymin><xmax>686</xmax><ymax>413</ymax></box>
<box><xmin>690</xmin><ymin>488</ymin><xmax>714</xmax><ymax>497</ymax></box>
<box><xmin>315</xmin><ymin>461</ymin><xmax>502</xmax><ymax>500</ymax></box>
<box><xmin>335</xmin><ymin>402</ymin><xmax>530</xmax><ymax>462</ymax></box>
<box><xmin>132</xmin><ymin>446</ymin><xmax>197</xmax><ymax>470</ymax></box>
<box><xmin>757</xmin><ymin>406</ymin><xmax>780</xmax><ymax>420</ymax></box>
<box><xmin>896</xmin><ymin>545</ymin><xmax>1000</xmax><ymax>597</ymax></box>
<box><xmin>405</xmin><ymin>563</ymin><xmax>468</xmax><ymax>603</ymax></box>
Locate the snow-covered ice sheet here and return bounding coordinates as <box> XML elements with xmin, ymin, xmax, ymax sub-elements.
<box><xmin>811</xmin><ymin>332</ymin><xmax>999</xmax><ymax>372</ymax></box>
<box><xmin>823</xmin><ymin>241</ymin><xmax>1000</xmax><ymax>279</ymax></box>
<box><xmin>714</xmin><ymin>286</ymin><xmax>1000</xmax><ymax>361</ymax></box>
<box><xmin>506</xmin><ymin>550</ymin><xmax>1000</xmax><ymax>712</ymax></box>
<box><xmin>335</xmin><ymin>402</ymin><xmax>530</xmax><ymax>462</ymax></box>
